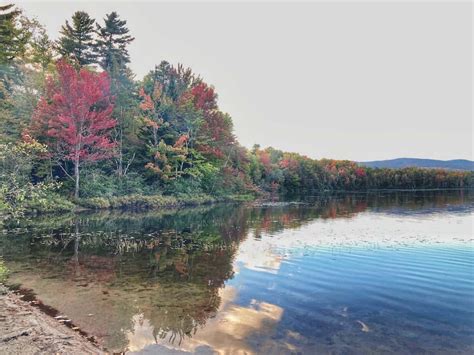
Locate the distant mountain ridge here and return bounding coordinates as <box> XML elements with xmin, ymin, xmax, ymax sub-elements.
<box><xmin>359</xmin><ymin>158</ymin><xmax>474</xmax><ymax>171</ymax></box>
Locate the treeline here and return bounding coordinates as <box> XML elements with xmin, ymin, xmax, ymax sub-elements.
<box><xmin>0</xmin><ymin>4</ymin><xmax>472</xmax><ymax>215</ymax></box>
<box><xmin>249</xmin><ymin>147</ymin><xmax>472</xmax><ymax>193</ymax></box>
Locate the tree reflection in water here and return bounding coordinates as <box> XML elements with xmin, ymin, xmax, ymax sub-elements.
<box><xmin>0</xmin><ymin>190</ymin><xmax>471</xmax><ymax>352</ymax></box>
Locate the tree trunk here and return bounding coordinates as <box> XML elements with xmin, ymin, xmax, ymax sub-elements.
<box><xmin>117</xmin><ymin>108</ymin><xmax>124</xmax><ymax>177</ymax></box>
<box><xmin>117</xmin><ymin>128</ymin><xmax>123</xmax><ymax>177</ymax></box>
<box><xmin>153</xmin><ymin>126</ymin><xmax>158</xmax><ymax>147</ymax></box>
<box><xmin>73</xmin><ymin>221</ymin><xmax>80</xmax><ymax>277</ymax></box>
<box><xmin>74</xmin><ymin>159</ymin><xmax>80</xmax><ymax>198</ymax></box>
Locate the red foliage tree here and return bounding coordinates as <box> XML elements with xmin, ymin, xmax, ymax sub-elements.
<box><xmin>138</xmin><ymin>87</ymin><xmax>155</xmax><ymax>112</ymax></box>
<box><xmin>354</xmin><ymin>167</ymin><xmax>366</xmax><ymax>178</ymax></box>
<box><xmin>32</xmin><ymin>60</ymin><xmax>116</xmax><ymax>198</ymax></box>
<box><xmin>279</xmin><ymin>155</ymin><xmax>299</xmax><ymax>171</ymax></box>
<box><xmin>258</xmin><ymin>150</ymin><xmax>272</xmax><ymax>172</ymax></box>
<box><xmin>174</xmin><ymin>134</ymin><xmax>189</xmax><ymax>148</ymax></box>
<box><xmin>191</xmin><ymin>83</ymin><xmax>217</xmax><ymax>112</ymax></box>
<box><xmin>197</xmin><ymin>110</ymin><xmax>235</xmax><ymax>160</ymax></box>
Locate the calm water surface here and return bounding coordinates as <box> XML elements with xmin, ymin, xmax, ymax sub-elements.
<box><xmin>1</xmin><ymin>191</ymin><xmax>473</xmax><ymax>354</ymax></box>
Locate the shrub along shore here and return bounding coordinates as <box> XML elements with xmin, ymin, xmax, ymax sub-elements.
<box><xmin>77</xmin><ymin>193</ymin><xmax>254</xmax><ymax>210</ymax></box>
<box><xmin>0</xmin><ymin>192</ymin><xmax>255</xmax><ymax>221</ymax></box>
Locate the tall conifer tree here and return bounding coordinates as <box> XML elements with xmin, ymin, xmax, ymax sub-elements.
<box><xmin>0</xmin><ymin>4</ymin><xmax>31</xmax><ymax>143</ymax></box>
<box><xmin>0</xmin><ymin>4</ymin><xmax>28</xmax><ymax>65</ymax></box>
<box><xmin>57</xmin><ymin>11</ymin><xmax>97</xmax><ymax>67</ymax></box>
<box><xmin>96</xmin><ymin>12</ymin><xmax>136</xmax><ymax>176</ymax></box>
<box><xmin>95</xmin><ymin>12</ymin><xmax>134</xmax><ymax>74</ymax></box>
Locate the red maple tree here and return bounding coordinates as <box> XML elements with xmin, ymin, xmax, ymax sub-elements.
<box><xmin>191</xmin><ymin>82</ymin><xmax>217</xmax><ymax>112</ymax></box>
<box><xmin>32</xmin><ymin>60</ymin><xmax>116</xmax><ymax>198</ymax></box>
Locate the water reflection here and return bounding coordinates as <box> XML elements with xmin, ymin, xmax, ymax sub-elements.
<box><xmin>0</xmin><ymin>190</ymin><xmax>473</xmax><ymax>353</ymax></box>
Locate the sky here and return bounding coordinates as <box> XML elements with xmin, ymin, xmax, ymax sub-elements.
<box><xmin>16</xmin><ymin>0</ymin><xmax>473</xmax><ymax>161</ymax></box>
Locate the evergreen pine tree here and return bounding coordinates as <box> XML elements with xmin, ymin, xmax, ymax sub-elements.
<box><xmin>0</xmin><ymin>4</ymin><xmax>28</xmax><ymax>64</ymax></box>
<box><xmin>95</xmin><ymin>12</ymin><xmax>134</xmax><ymax>74</ymax></box>
<box><xmin>0</xmin><ymin>4</ymin><xmax>32</xmax><ymax>143</ymax></box>
<box><xmin>30</xmin><ymin>29</ymin><xmax>54</xmax><ymax>72</ymax></box>
<box><xmin>95</xmin><ymin>12</ymin><xmax>136</xmax><ymax>176</ymax></box>
<box><xmin>57</xmin><ymin>11</ymin><xmax>97</xmax><ymax>67</ymax></box>
<box><xmin>0</xmin><ymin>4</ymin><xmax>30</xmax><ymax>85</ymax></box>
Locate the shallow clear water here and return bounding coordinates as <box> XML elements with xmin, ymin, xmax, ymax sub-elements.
<box><xmin>1</xmin><ymin>191</ymin><xmax>473</xmax><ymax>354</ymax></box>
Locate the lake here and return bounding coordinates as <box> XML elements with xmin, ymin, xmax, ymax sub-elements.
<box><xmin>1</xmin><ymin>190</ymin><xmax>473</xmax><ymax>354</ymax></box>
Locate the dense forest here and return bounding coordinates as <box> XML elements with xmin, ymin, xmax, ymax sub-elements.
<box><xmin>0</xmin><ymin>4</ymin><xmax>472</xmax><ymax>217</ymax></box>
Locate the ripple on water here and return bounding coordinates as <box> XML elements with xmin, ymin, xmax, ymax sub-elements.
<box><xmin>1</xmin><ymin>191</ymin><xmax>473</xmax><ymax>353</ymax></box>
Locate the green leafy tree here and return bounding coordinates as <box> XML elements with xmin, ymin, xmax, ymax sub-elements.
<box><xmin>0</xmin><ymin>138</ymin><xmax>72</xmax><ymax>218</ymax></box>
<box><xmin>8</xmin><ymin>19</ymin><xmax>56</xmax><ymax>142</ymax></box>
<box><xmin>111</xmin><ymin>68</ymin><xmax>140</xmax><ymax>177</ymax></box>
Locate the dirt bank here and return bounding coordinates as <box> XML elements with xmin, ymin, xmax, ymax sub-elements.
<box><xmin>0</xmin><ymin>285</ymin><xmax>103</xmax><ymax>354</ymax></box>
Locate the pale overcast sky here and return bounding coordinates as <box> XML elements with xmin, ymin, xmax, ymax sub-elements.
<box><xmin>16</xmin><ymin>1</ymin><xmax>473</xmax><ymax>161</ymax></box>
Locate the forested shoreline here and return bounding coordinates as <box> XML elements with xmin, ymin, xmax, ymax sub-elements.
<box><xmin>1</xmin><ymin>4</ymin><xmax>472</xmax><ymax>218</ymax></box>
